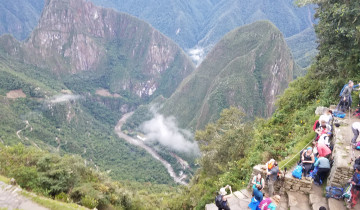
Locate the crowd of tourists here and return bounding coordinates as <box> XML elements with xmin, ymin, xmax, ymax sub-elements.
<box><xmin>214</xmin><ymin>80</ymin><xmax>360</xmax><ymax>209</ymax></box>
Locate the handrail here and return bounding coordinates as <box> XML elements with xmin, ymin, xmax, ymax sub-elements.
<box><xmin>280</xmin><ymin>138</ymin><xmax>314</xmax><ymax>170</ymax></box>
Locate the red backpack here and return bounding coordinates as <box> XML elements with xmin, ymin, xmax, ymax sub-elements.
<box><xmin>312</xmin><ymin>120</ymin><xmax>319</xmax><ymax>131</ymax></box>
<box><xmin>259</xmin><ymin>198</ymin><xmax>272</xmax><ymax>210</ymax></box>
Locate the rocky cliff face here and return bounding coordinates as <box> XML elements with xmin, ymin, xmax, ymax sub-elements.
<box><xmin>159</xmin><ymin>21</ymin><xmax>294</xmax><ymax>129</ymax></box>
<box><xmin>11</xmin><ymin>0</ymin><xmax>194</xmax><ymax>99</ymax></box>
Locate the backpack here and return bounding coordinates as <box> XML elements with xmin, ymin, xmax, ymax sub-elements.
<box><xmin>325</xmin><ymin>186</ymin><xmax>344</xmax><ymax>199</ymax></box>
<box><xmin>356</xmin><ymin>142</ymin><xmax>360</xmax><ymax>150</ymax></box>
<box><xmin>309</xmin><ymin>167</ymin><xmax>319</xmax><ymax>180</ymax></box>
<box><xmin>292</xmin><ymin>165</ymin><xmax>302</xmax><ymax>179</ymax></box>
<box><xmin>333</xmin><ymin>111</ymin><xmax>346</xmax><ymax>118</ymax></box>
<box><xmin>340</xmin><ymin>84</ymin><xmax>348</xmax><ymax>97</ymax></box>
<box><xmin>215</xmin><ymin>194</ymin><xmax>223</xmax><ymax>208</ymax></box>
<box><xmin>258</xmin><ymin>198</ymin><xmax>272</xmax><ymax>210</ymax></box>
<box><xmin>312</xmin><ymin>120</ymin><xmax>319</xmax><ymax>131</ymax></box>
<box><xmin>343</xmin><ymin>183</ymin><xmax>352</xmax><ymax>202</ymax></box>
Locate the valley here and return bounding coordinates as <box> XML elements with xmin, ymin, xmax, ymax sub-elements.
<box><xmin>114</xmin><ymin>112</ymin><xmax>188</xmax><ymax>185</ymax></box>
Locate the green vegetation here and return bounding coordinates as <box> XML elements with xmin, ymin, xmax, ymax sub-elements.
<box><xmin>159</xmin><ymin>21</ymin><xmax>295</xmax><ymax>130</ymax></box>
<box><xmin>0</xmin><ymin>0</ymin><xmax>44</xmax><ymax>40</ymax></box>
<box><xmin>168</xmin><ymin>0</ymin><xmax>360</xmax><ymax>208</ymax></box>
<box><xmin>91</xmin><ymin>0</ymin><xmax>316</xmax><ymax>62</ymax></box>
<box><xmin>0</xmin><ymin>143</ymin><xmax>178</xmax><ymax>209</ymax></box>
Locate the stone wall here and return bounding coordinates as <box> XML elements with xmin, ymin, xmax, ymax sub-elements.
<box><xmin>251</xmin><ymin>165</ymin><xmax>313</xmax><ymax>195</ymax></box>
<box><xmin>326</xmin><ymin>118</ymin><xmax>354</xmax><ymax>187</ymax></box>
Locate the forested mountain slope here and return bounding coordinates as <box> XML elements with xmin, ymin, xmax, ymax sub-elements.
<box><xmin>91</xmin><ymin>0</ymin><xmax>316</xmax><ymax>67</ymax></box>
<box><xmin>169</xmin><ymin>0</ymin><xmax>360</xmax><ymax>208</ymax></box>
<box><xmin>159</xmin><ymin>21</ymin><xmax>295</xmax><ymax>130</ymax></box>
<box><xmin>0</xmin><ymin>0</ymin><xmax>44</xmax><ymax>40</ymax></box>
<box><xmin>0</xmin><ymin>0</ymin><xmax>196</xmax><ymax>185</ymax></box>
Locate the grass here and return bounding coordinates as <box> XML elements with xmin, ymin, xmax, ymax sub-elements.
<box><xmin>21</xmin><ymin>191</ymin><xmax>88</xmax><ymax>210</ymax></box>
<box><xmin>0</xmin><ymin>174</ymin><xmax>10</xmax><ymax>183</ymax></box>
<box><xmin>279</xmin><ymin>132</ymin><xmax>315</xmax><ymax>170</ymax></box>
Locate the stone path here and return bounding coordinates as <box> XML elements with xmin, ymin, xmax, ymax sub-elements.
<box><xmin>0</xmin><ymin>181</ymin><xmax>48</xmax><ymax>210</ymax></box>
<box><xmin>204</xmin><ymin>108</ymin><xmax>360</xmax><ymax>209</ymax></box>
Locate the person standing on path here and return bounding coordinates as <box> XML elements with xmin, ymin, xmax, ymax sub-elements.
<box><xmin>267</xmin><ymin>161</ymin><xmax>279</xmax><ymax>196</ymax></box>
<box><xmin>348</xmin><ymin>166</ymin><xmax>360</xmax><ymax>209</ymax></box>
<box><xmin>351</xmin><ymin>122</ymin><xmax>360</xmax><ymax>147</ymax></box>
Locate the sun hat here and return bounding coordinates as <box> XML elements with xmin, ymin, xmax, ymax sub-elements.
<box><xmin>271</xmin><ymin>195</ymin><xmax>281</xmax><ymax>206</ymax></box>
<box><xmin>219</xmin><ymin>188</ymin><xmax>227</xmax><ymax>195</ymax></box>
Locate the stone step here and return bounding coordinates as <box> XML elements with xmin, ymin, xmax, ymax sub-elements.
<box><xmin>287</xmin><ymin>191</ymin><xmax>311</xmax><ymax>210</ymax></box>
<box><xmin>327</xmin><ymin>198</ymin><xmax>347</xmax><ymax>210</ymax></box>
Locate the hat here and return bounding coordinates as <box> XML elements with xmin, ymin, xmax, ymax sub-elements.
<box><xmin>327</xmin><ymin>132</ymin><xmax>332</xmax><ymax>135</ymax></box>
<box><xmin>307</xmin><ymin>147</ymin><xmax>312</xmax><ymax>151</ymax></box>
<box><xmin>271</xmin><ymin>195</ymin><xmax>281</xmax><ymax>206</ymax></box>
<box><xmin>219</xmin><ymin>188</ymin><xmax>227</xmax><ymax>195</ymax></box>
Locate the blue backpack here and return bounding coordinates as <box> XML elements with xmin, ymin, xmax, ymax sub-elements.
<box><xmin>333</xmin><ymin>111</ymin><xmax>346</xmax><ymax>118</ymax></box>
<box><xmin>339</xmin><ymin>84</ymin><xmax>348</xmax><ymax>97</ymax></box>
<box><xmin>325</xmin><ymin>186</ymin><xmax>344</xmax><ymax>199</ymax></box>
<box><xmin>292</xmin><ymin>165</ymin><xmax>302</xmax><ymax>179</ymax></box>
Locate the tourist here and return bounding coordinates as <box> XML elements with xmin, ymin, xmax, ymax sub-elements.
<box><xmin>319</xmin><ymin>108</ymin><xmax>332</xmax><ymax>126</ymax></box>
<box><xmin>215</xmin><ymin>185</ymin><xmax>232</xmax><ymax>210</ymax></box>
<box><xmin>301</xmin><ymin>147</ymin><xmax>315</xmax><ymax>177</ymax></box>
<box><xmin>248</xmin><ymin>184</ymin><xmax>263</xmax><ymax>210</ymax></box>
<box><xmin>347</xmin><ymin>166</ymin><xmax>360</xmax><ymax>209</ymax></box>
<box><xmin>316</xmin><ymin>142</ymin><xmax>331</xmax><ymax>158</ymax></box>
<box><xmin>313</xmin><ymin>156</ymin><xmax>330</xmax><ymax>185</ymax></box>
<box><xmin>267</xmin><ymin>195</ymin><xmax>281</xmax><ymax>210</ymax></box>
<box><xmin>267</xmin><ymin>161</ymin><xmax>279</xmax><ymax>196</ymax></box>
<box><xmin>252</xmin><ymin>173</ymin><xmax>264</xmax><ymax>190</ymax></box>
<box><xmin>354</xmin><ymin>155</ymin><xmax>360</xmax><ymax>170</ymax></box>
<box><xmin>351</xmin><ymin>122</ymin><xmax>360</xmax><ymax>147</ymax></box>
<box><xmin>318</xmin><ymin>132</ymin><xmax>332</xmax><ymax>148</ymax></box>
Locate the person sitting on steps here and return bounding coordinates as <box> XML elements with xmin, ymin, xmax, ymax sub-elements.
<box><xmin>302</xmin><ymin>147</ymin><xmax>315</xmax><ymax>178</ymax></box>
<box><xmin>252</xmin><ymin>173</ymin><xmax>265</xmax><ymax>191</ymax></box>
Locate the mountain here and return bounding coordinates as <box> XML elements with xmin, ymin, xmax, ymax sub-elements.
<box><xmin>91</xmin><ymin>0</ymin><xmax>316</xmax><ymax>65</ymax></box>
<box><xmin>0</xmin><ymin>0</ymin><xmax>195</xmax><ymax>184</ymax></box>
<box><xmin>0</xmin><ymin>0</ymin><xmax>44</xmax><ymax>40</ymax></box>
<box><xmin>159</xmin><ymin>21</ymin><xmax>295</xmax><ymax>130</ymax></box>
<box><xmin>0</xmin><ymin>0</ymin><xmax>317</xmax><ymax>68</ymax></box>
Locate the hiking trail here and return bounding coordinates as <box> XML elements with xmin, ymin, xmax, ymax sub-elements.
<box><xmin>0</xmin><ymin>181</ymin><xmax>48</xmax><ymax>210</ymax></box>
<box><xmin>205</xmin><ymin>107</ymin><xmax>360</xmax><ymax>210</ymax></box>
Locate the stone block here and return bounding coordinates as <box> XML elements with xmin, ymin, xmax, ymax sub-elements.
<box><xmin>328</xmin><ymin>198</ymin><xmax>346</xmax><ymax>210</ymax></box>
<box><xmin>205</xmin><ymin>203</ymin><xmax>217</xmax><ymax>210</ymax></box>
<box><xmin>309</xmin><ymin>193</ymin><xmax>326</xmax><ymax>205</ymax></box>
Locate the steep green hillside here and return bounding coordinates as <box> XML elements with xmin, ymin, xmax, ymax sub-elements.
<box><xmin>91</xmin><ymin>0</ymin><xmax>316</xmax><ymax>65</ymax></box>
<box><xmin>285</xmin><ymin>27</ymin><xmax>318</xmax><ymax>69</ymax></box>
<box><xmin>169</xmin><ymin>0</ymin><xmax>360</xmax><ymax>208</ymax></box>
<box><xmin>0</xmin><ymin>143</ymin><xmax>179</xmax><ymax>209</ymax></box>
<box><xmin>0</xmin><ymin>50</ymin><xmax>174</xmax><ymax>184</ymax></box>
<box><xmin>0</xmin><ymin>0</ymin><xmax>43</xmax><ymax>40</ymax></box>
<box><xmin>0</xmin><ymin>0</ymin><xmax>197</xmax><ymax>185</ymax></box>
<box><xmin>159</xmin><ymin>21</ymin><xmax>295</xmax><ymax>130</ymax></box>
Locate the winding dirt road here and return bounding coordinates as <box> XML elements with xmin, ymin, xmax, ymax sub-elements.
<box><xmin>115</xmin><ymin>112</ymin><xmax>187</xmax><ymax>185</ymax></box>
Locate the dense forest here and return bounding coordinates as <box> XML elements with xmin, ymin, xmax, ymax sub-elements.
<box><xmin>168</xmin><ymin>0</ymin><xmax>360</xmax><ymax>208</ymax></box>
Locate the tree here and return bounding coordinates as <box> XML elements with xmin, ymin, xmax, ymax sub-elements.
<box><xmin>195</xmin><ymin>107</ymin><xmax>253</xmax><ymax>176</ymax></box>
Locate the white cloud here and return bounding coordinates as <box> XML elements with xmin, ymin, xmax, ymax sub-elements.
<box><xmin>188</xmin><ymin>47</ymin><xmax>205</xmax><ymax>66</ymax></box>
<box><xmin>48</xmin><ymin>94</ymin><xmax>82</xmax><ymax>104</ymax></box>
<box><xmin>141</xmin><ymin>113</ymin><xmax>199</xmax><ymax>154</ymax></box>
